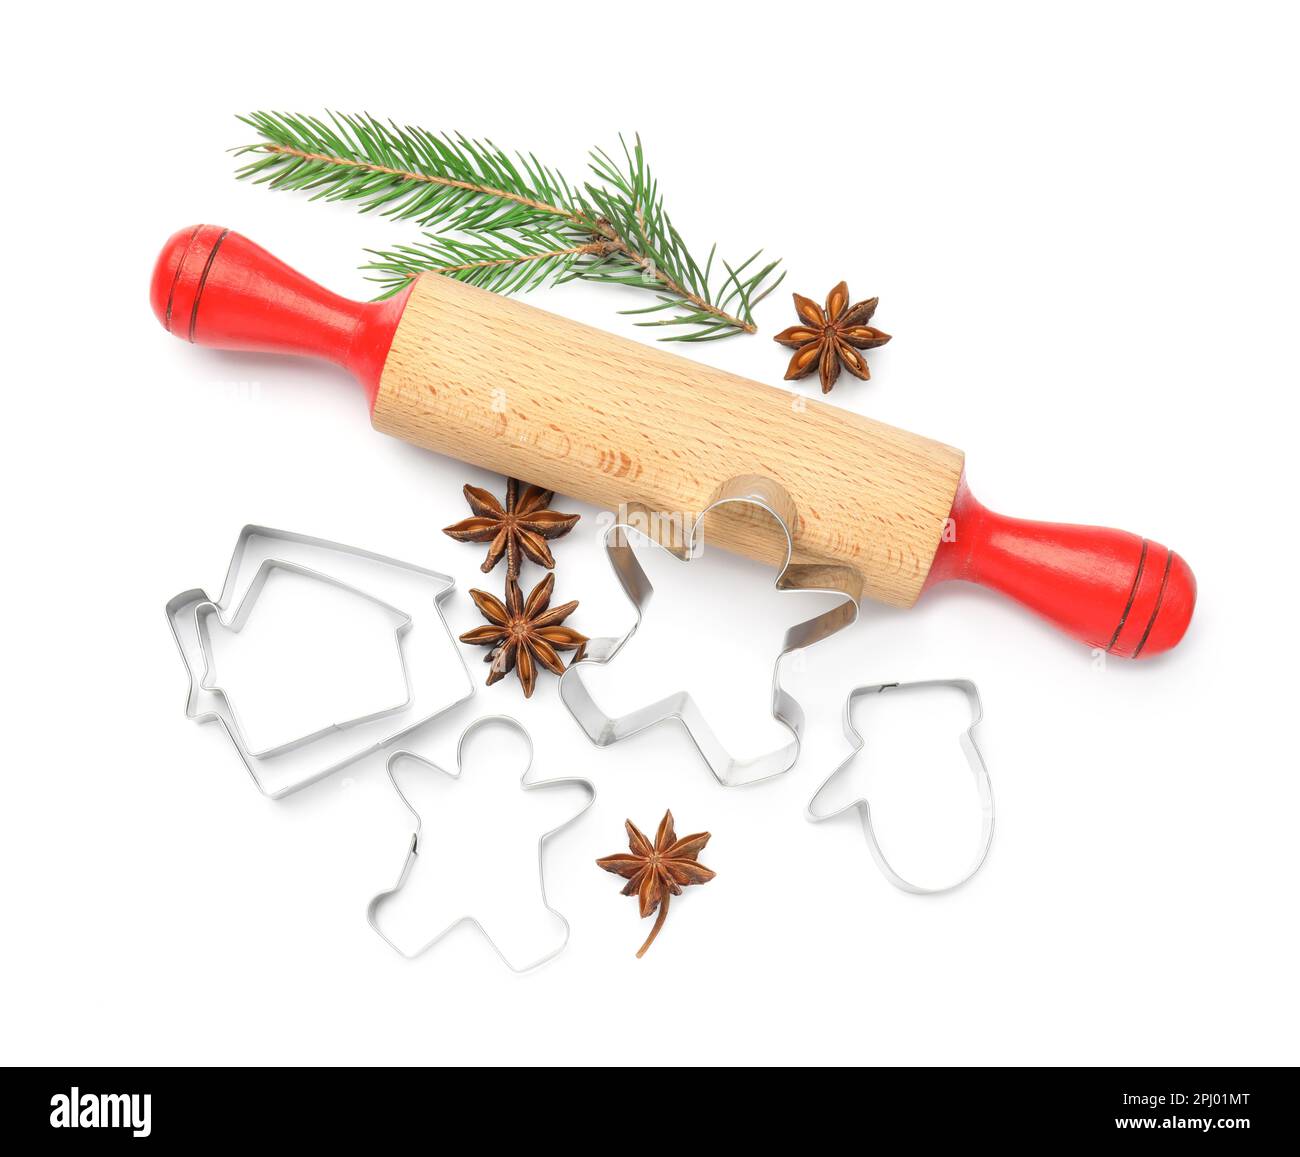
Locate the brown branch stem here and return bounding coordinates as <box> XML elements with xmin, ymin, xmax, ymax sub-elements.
<box><xmin>258</xmin><ymin>143</ymin><xmax>584</xmax><ymax>223</ymax></box>
<box><xmin>603</xmin><ymin>237</ymin><xmax>756</xmax><ymax>334</ymax></box>
<box><xmin>637</xmin><ymin>893</ymin><xmax>670</xmax><ymax>958</ymax></box>
<box><xmin>256</xmin><ymin>143</ymin><xmax>755</xmax><ymax>333</ymax></box>
<box><xmin>416</xmin><ymin>242</ymin><xmax>609</xmax><ymax>278</ymax></box>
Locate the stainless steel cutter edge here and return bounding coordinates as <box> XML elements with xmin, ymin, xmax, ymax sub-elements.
<box><xmin>191</xmin><ymin>557</ymin><xmax>417</xmax><ymax>759</ymax></box>
<box><xmin>366</xmin><ymin>715</ymin><xmax>596</xmax><ymax>972</ymax></box>
<box><xmin>166</xmin><ymin>524</ymin><xmax>475</xmax><ymax>799</ymax></box>
<box><xmin>559</xmin><ymin>474</ymin><xmax>863</xmax><ymax>787</ymax></box>
<box><xmin>805</xmin><ymin>678</ymin><xmax>996</xmax><ymax>894</ymax></box>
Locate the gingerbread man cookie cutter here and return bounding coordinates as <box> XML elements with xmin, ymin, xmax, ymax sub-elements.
<box><xmin>559</xmin><ymin>474</ymin><xmax>862</xmax><ymax>787</ymax></box>
<box><xmin>366</xmin><ymin>715</ymin><xmax>596</xmax><ymax>972</ymax></box>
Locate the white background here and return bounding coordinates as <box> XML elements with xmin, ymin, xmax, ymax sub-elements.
<box><xmin>3</xmin><ymin>0</ymin><xmax>1297</xmax><ymax>1067</ymax></box>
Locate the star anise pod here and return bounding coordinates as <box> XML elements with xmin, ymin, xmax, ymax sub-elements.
<box><xmin>596</xmin><ymin>810</ymin><xmax>715</xmax><ymax>958</ymax></box>
<box><xmin>773</xmin><ymin>281</ymin><xmax>891</xmax><ymax>394</ymax></box>
<box><xmin>458</xmin><ymin>572</ymin><xmax>587</xmax><ymax>698</ymax></box>
<box><xmin>443</xmin><ymin>477</ymin><xmax>581</xmax><ymax>581</ymax></box>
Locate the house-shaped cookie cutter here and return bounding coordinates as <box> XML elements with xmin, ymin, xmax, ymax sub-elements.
<box><xmin>166</xmin><ymin>525</ymin><xmax>474</xmax><ymax>798</ymax></box>
<box><xmin>190</xmin><ymin>558</ymin><xmax>416</xmax><ymax>759</ymax></box>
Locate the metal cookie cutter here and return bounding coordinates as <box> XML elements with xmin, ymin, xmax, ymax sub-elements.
<box><xmin>366</xmin><ymin>716</ymin><xmax>596</xmax><ymax>972</ymax></box>
<box><xmin>191</xmin><ymin>558</ymin><xmax>416</xmax><ymax>759</ymax></box>
<box><xmin>806</xmin><ymin>679</ymin><xmax>995</xmax><ymax>894</ymax></box>
<box><xmin>560</xmin><ymin>474</ymin><xmax>862</xmax><ymax>787</ymax></box>
<box><xmin>166</xmin><ymin>525</ymin><xmax>474</xmax><ymax>798</ymax></box>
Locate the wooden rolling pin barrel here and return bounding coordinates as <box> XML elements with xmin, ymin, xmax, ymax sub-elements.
<box><xmin>150</xmin><ymin>225</ymin><xmax>1195</xmax><ymax>657</ymax></box>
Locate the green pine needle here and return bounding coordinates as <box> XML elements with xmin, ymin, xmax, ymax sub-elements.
<box><xmin>234</xmin><ymin>112</ymin><xmax>783</xmax><ymax>340</ymax></box>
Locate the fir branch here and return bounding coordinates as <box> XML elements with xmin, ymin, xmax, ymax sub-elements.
<box><xmin>234</xmin><ymin>112</ymin><xmax>783</xmax><ymax>340</ymax></box>
<box><xmin>235</xmin><ymin>112</ymin><xmax>582</xmax><ymax>233</ymax></box>
<box><xmin>365</xmin><ymin>232</ymin><xmax>611</xmax><ymax>298</ymax></box>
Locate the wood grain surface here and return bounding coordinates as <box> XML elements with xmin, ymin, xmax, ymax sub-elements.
<box><xmin>372</xmin><ymin>275</ymin><xmax>964</xmax><ymax>607</ymax></box>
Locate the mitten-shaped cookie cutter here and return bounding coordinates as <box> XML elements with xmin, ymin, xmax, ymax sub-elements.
<box><xmin>806</xmin><ymin>679</ymin><xmax>995</xmax><ymax>894</ymax></box>
<box><xmin>366</xmin><ymin>716</ymin><xmax>595</xmax><ymax>972</ymax></box>
<box><xmin>560</xmin><ymin>474</ymin><xmax>862</xmax><ymax>787</ymax></box>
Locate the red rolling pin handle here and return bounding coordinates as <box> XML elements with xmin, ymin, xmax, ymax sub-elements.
<box><xmin>926</xmin><ymin>481</ymin><xmax>1194</xmax><ymax>658</ymax></box>
<box><xmin>150</xmin><ymin>225</ymin><xmax>1195</xmax><ymax>658</ymax></box>
<box><xmin>149</xmin><ymin>224</ymin><xmax>408</xmax><ymax>404</ymax></box>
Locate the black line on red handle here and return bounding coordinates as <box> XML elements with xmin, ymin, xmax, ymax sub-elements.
<box><xmin>164</xmin><ymin>224</ymin><xmax>202</xmax><ymax>336</ymax></box>
<box><xmin>1106</xmin><ymin>538</ymin><xmax>1148</xmax><ymax>653</ymax></box>
<box><xmin>1132</xmin><ymin>551</ymin><xmax>1174</xmax><ymax>658</ymax></box>
<box><xmin>188</xmin><ymin>228</ymin><xmax>230</xmax><ymax>343</ymax></box>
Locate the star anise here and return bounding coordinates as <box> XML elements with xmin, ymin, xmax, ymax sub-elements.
<box><xmin>596</xmin><ymin>810</ymin><xmax>715</xmax><ymax>958</ymax></box>
<box><xmin>773</xmin><ymin>281</ymin><xmax>891</xmax><ymax>393</ymax></box>
<box><xmin>458</xmin><ymin>572</ymin><xmax>587</xmax><ymax>698</ymax></box>
<box><xmin>443</xmin><ymin>478</ymin><xmax>581</xmax><ymax>581</ymax></box>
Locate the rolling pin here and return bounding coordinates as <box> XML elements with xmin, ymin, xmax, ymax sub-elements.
<box><xmin>150</xmin><ymin>225</ymin><xmax>1195</xmax><ymax>657</ymax></box>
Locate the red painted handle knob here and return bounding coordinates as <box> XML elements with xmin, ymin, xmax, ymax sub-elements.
<box><xmin>149</xmin><ymin>224</ymin><xmax>408</xmax><ymax>404</ymax></box>
<box><xmin>927</xmin><ymin>479</ymin><xmax>1195</xmax><ymax>658</ymax></box>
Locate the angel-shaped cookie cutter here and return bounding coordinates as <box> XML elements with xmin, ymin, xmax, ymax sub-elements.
<box><xmin>806</xmin><ymin>679</ymin><xmax>996</xmax><ymax>894</ymax></box>
<box><xmin>560</xmin><ymin>474</ymin><xmax>862</xmax><ymax>787</ymax></box>
<box><xmin>366</xmin><ymin>716</ymin><xmax>595</xmax><ymax>972</ymax></box>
